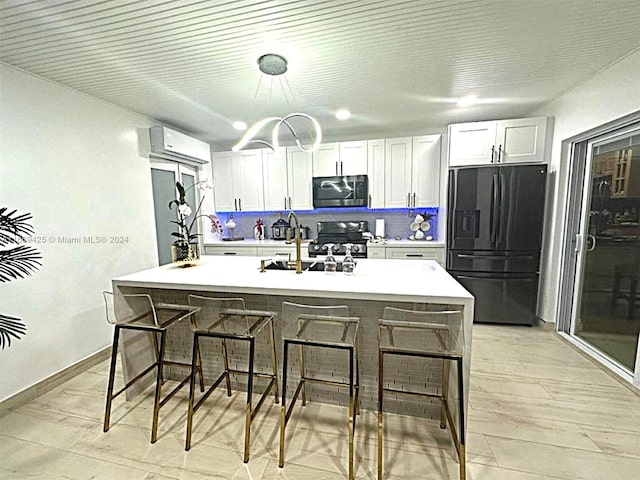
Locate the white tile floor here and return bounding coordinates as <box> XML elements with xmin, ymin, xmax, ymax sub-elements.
<box><xmin>1</xmin><ymin>324</ymin><xmax>639</xmax><ymax>479</ymax></box>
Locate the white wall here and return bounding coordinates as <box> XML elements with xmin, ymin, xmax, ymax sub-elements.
<box><xmin>0</xmin><ymin>64</ymin><xmax>160</xmax><ymax>401</ymax></box>
<box><xmin>532</xmin><ymin>51</ymin><xmax>640</xmax><ymax>324</ymax></box>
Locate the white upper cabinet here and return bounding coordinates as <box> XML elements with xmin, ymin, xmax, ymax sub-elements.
<box><xmin>448</xmin><ymin>121</ymin><xmax>497</xmax><ymax>166</ymax></box>
<box><xmin>212</xmin><ymin>150</ymin><xmax>264</xmax><ymax>212</ymax></box>
<box><xmin>412</xmin><ymin>135</ymin><xmax>441</xmax><ymax>207</ymax></box>
<box><xmin>312</xmin><ymin>140</ymin><xmax>368</xmax><ymax>176</ymax></box>
<box><xmin>449</xmin><ymin>117</ymin><xmax>549</xmax><ymax>166</ymax></box>
<box><xmin>211</xmin><ymin>151</ymin><xmax>236</xmax><ymax>211</ymax></box>
<box><xmin>367</xmin><ymin>139</ymin><xmax>385</xmax><ymax>208</ymax></box>
<box><xmin>384</xmin><ymin>137</ymin><xmax>413</xmax><ymax>208</ymax></box>
<box><xmin>495</xmin><ymin>117</ymin><xmax>548</xmax><ymax>163</ymax></box>
<box><xmin>262</xmin><ymin>148</ymin><xmax>289</xmax><ymax>211</ymax></box>
<box><xmin>384</xmin><ymin>136</ymin><xmax>441</xmax><ymax>208</ymax></box>
<box><xmin>339</xmin><ymin>140</ymin><xmax>368</xmax><ymax>175</ymax></box>
<box><xmin>312</xmin><ymin>143</ymin><xmax>340</xmax><ymax>176</ymax></box>
<box><xmin>286</xmin><ymin>146</ymin><xmax>313</xmax><ymax>210</ymax></box>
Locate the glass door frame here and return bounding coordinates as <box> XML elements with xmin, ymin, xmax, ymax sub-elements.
<box><xmin>150</xmin><ymin>159</ymin><xmax>200</xmax><ymax>265</ymax></box>
<box><xmin>557</xmin><ymin>112</ymin><xmax>640</xmax><ymax>388</ymax></box>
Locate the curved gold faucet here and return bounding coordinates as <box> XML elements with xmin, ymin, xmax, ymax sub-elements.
<box><xmin>285</xmin><ymin>211</ymin><xmax>309</xmax><ymax>274</ymax></box>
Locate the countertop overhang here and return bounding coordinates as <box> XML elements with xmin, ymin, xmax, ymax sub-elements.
<box><xmin>113</xmin><ymin>255</ymin><xmax>472</xmax><ymax>305</ymax></box>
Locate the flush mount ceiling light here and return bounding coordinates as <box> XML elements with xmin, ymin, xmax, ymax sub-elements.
<box><xmin>457</xmin><ymin>95</ymin><xmax>478</xmax><ymax>107</ymax></box>
<box><xmin>335</xmin><ymin>109</ymin><xmax>351</xmax><ymax>120</ymax></box>
<box><xmin>232</xmin><ymin>121</ymin><xmax>247</xmax><ymax>131</ymax></box>
<box><xmin>232</xmin><ymin>53</ymin><xmax>322</xmax><ymax>153</ymax></box>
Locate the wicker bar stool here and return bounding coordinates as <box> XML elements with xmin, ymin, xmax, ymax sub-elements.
<box><xmin>377</xmin><ymin>307</ymin><xmax>466</xmax><ymax>480</ymax></box>
<box><xmin>185</xmin><ymin>295</ymin><xmax>279</xmax><ymax>463</ymax></box>
<box><xmin>102</xmin><ymin>291</ymin><xmax>202</xmax><ymax>443</ymax></box>
<box><xmin>278</xmin><ymin>302</ymin><xmax>360</xmax><ymax>480</ymax></box>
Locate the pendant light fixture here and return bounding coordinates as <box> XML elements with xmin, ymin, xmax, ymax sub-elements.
<box><xmin>232</xmin><ymin>54</ymin><xmax>322</xmax><ymax>153</ymax></box>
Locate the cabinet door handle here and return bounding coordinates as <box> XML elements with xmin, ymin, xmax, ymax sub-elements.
<box><xmin>407</xmin><ymin>192</ymin><xmax>411</xmax><ymax>207</ymax></box>
<box><xmin>223</xmin><ymin>252</ymin><xmax>237</xmax><ymax>255</ymax></box>
<box><xmin>412</xmin><ymin>192</ymin><xmax>416</xmax><ymax>207</ymax></box>
<box><xmin>288</xmin><ymin>196</ymin><xmax>292</xmax><ymax>209</ymax></box>
<box><xmin>238</xmin><ymin>198</ymin><xmax>242</xmax><ymax>211</ymax></box>
<box><xmin>406</xmin><ymin>253</ymin><xmax>424</xmax><ymax>258</ymax></box>
<box><xmin>490</xmin><ymin>145</ymin><xmax>495</xmax><ymax>163</ymax></box>
<box><xmin>498</xmin><ymin>144</ymin><xmax>502</xmax><ymax>163</ymax></box>
<box><xmin>368</xmin><ymin>193</ymin><xmax>372</xmax><ymax>208</ymax></box>
<box><xmin>284</xmin><ymin>197</ymin><xmax>287</xmax><ymax>210</ymax></box>
<box><xmin>234</xmin><ymin>198</ymin><xmax>238</xmax><ymax>211</ymax></box>
<box><xmin>340</xmin><ymin>161</ymin><xmax>343</xmax><ymax>175</ymax></box>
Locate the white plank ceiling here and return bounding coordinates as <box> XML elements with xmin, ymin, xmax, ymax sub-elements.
<box><xmin>1</xmin><ymin>0</ymin><xmax>639</xmax><ymax>150</ymax></box>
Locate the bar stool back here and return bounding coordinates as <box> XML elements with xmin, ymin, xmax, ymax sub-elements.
<box><xmin>185</xmin><ymin>295</ymin><xmax>279</xmax><ymax>463</ymax></box>
<box><xmin>279</xmin><ymin>302</ymin><xmax>360</xmax><ymax>480</ymax></box>
<box><xmin>378</xmin><ymin>307</ymin><xmax>466</xmax><ymax>480</ymax></box>
<box><xmin>102</xmin><ymin>291</ymin><xmax>201</xmax><ymax>443</ymax></box>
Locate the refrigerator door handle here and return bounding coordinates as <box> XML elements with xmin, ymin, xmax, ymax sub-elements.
<box><xmin>456</xmin><ymin>275</ymin><xmax>533</xmax><ymax>283</ymax></box>
<box><xmin>456</xmin><ymin>253</ymin><xmax>535</xmax><ymax>260</ymax></box>
<box><xmin>497</xmin><ymin>172</ymin><xmax>505</xmax><ymax>244</ymax></box>
<box><xmin>490</xmin><ymin>173</ymin><xmax>499</xmax><ymax>244</ymax></box>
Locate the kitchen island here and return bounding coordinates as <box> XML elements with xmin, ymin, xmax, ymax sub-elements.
<box><xmin>112</xmin><ymin>255</ymin><xmax>474</xmax><ymax>428</ymax></box>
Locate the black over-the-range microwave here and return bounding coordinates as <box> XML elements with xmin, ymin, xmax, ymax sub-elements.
<box><xmin>312</xmin><ymin>175</ymin><xmax>369</xmax><ymax>208</ymax></box>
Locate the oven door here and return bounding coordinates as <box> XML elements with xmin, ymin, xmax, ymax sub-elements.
<box><xmin>312</xmin><ymin>175</ymin><xmax>368</xmax><ymax>208</ymax></box>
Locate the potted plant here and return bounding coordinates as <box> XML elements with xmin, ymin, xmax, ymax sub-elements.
<box><xmin>168</xmin><ymin>181</ymin><xmax>206</xmax><ymax>266</ymax></box>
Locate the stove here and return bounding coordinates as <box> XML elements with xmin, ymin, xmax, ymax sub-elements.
<box><xmin>308</xmin><ymin>221</ymin><xmax>369</xmax><ymax>258</ymax></box>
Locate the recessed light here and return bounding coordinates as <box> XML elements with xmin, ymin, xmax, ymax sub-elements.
<box><xmin>335</xmin><ymin>109</ymin><xmax>351</xmax><ymax>120</ymax></box>
<box><xmin>457</xmin><ymin>95</ymin><xmax>478</xmax><ymax>107</ymax></box>
<box><xmin>232</xmin><ymin>121</ymin><xmax>247</xmax><ymax>131</ymax></box>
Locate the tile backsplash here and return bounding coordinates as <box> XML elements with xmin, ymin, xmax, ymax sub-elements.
<box><xmin>202</xmin><ymin>207</ymin><xmax>439</xmax><ymax>243</ymax></box>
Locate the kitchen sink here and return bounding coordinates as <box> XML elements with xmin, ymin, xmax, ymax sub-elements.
<box><xmin>262</xmin><ymin>259</ymin><xmax>346</xmax><ymax>272</ymax></box>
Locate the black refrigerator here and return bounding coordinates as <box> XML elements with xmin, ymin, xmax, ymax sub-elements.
<box><xmin>447</xmin><ymin>164</ymin><xmax>547</xmax><ymax>325</ymax></box>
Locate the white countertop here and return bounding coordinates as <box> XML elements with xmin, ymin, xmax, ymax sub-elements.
<box><xmin>367</xmin><ymin>239</ymin><xmax>445</xmax><ymax>247</ymax></box>
<box><xmin>204</xmin><ymin>239</ymin><xmax>445</xmax><ymax>247</ymax></box>
<box><xmin>204</xmin><ymin>239</ymin><xmax>292</xmax><ymax>246</ymax></box>
<box><xmin>113</xmin><ymin>255</ymin><xmax>472</xmax><ymax>305</ymax></box>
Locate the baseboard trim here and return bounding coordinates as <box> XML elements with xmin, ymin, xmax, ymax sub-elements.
<box><xmin>535</xmin><ymin>317</ymin><xmax>556</xmax><ymax>331</ymax></box>
<box><xmin>0</xmin><ymin>346</ymin><xmax>111</xmax><ymax>418</ymax></box>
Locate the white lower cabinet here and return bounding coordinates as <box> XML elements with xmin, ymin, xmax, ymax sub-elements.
<box><xmin>257</xmin><ymin>245</ymin><xmax>296</xmax><ymax>257</ymax></box>
<box><xmin>367</xmin><ymin>245</ymin><xmax>386</xmax><ymax>259</ymax></box>
<box><xmin>203</xmin><ymin>245</ymin><xmax>258</xmax><ymax>256</ymax></box>
<box><xmin>383</xmin><ymin>245</ymin><xmax>445</xmax><ymax>265</ymax></box>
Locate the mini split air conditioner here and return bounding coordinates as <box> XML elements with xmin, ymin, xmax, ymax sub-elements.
<box><xmin>149</xmin><ymin>126</ymin><xmax>211</xmax><ymax>164</ymax></box>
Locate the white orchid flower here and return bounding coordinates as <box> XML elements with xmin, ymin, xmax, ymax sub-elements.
<box><xmin>178</xmin><ymin>204</ymin><xmax>192</xmax><ymax>217</ymax></box>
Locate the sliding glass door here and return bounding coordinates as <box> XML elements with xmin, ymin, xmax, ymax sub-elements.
<box><xmin>563</xmin><ymin>121</ymin><xmax>640</xmax><ymax>383</ymax></box>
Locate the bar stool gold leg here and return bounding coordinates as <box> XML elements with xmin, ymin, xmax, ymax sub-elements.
<box><xmin>377</xmin><ymin>348</ymin><xmax>384</xmax><ymax>480</ymax></box>
<box><xmin>221</xmin><ymin>338</ymin><xmax>232</xmax><ymax>397</ymax></box>
<box><xmin>243</xmin><ymin>338</ymin><xmax>255</xmax><ymax>463</ymax></box>
<box><xmin>195</xmin><ymin>337</ymin><xmax>205</xmax><ymax>393</ymax></box>
<box><xmin>355</xmin><ymin>337</ymin><xmax>361</xmax><ymax>416</ymax></box>
<box><xmin>185</xmin><ymin>333</ymin><xmax>200</xmax><ymax>451</ymax></box>
<box><xmin>457</xmin><ymin>357</ymin><xmax>466</xmax><ymax>480</ymax></box>
<box><xmin>440</xmin><ymin>359</ymin><xmax>450</xmax><ymax>429</ymax></box>
<box><xmin>279</xmin><ymin>341</ymin><xmax>289</xmax><ymax>468</ymax></box>
<box><xmin>103</xmin><ymin>325</ymin><xmax>121</xmax><ymax>432</ymax></box>
<box><xmin>299</xmin><ymin>344</ymin><xmax>306</xmax><ymax>406</ymax></box>
<box><xmin>348</xmin><ymin>348</ymin><xmax>355</xmax><ymax>480</ymax></box>
<box><xmin>150</xmin><ymin>330</ymin><xmax>166</xmax><ymax>443</ymax></box>
<box><xmin>269</xmin><ymin>320</ymin><xmax>280</xmax><ymax>404</ymax></box>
